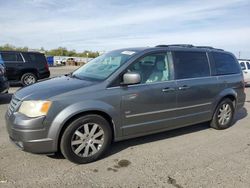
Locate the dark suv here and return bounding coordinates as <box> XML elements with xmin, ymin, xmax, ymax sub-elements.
<box><xmin>5</xmin><ymin>45</ymin><xmax>245</xmax><ymax>164</ymax></box>
<box><xmin>0</xmin><ymin>64</ymin><xmax>9</xmax><ymax>93</ymax></box>
<box><xmin>0</xmin><ymin>51</ymin><xmax>50</xmax><ymax>86</ymax></box>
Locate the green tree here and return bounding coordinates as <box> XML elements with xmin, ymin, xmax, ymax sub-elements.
<box><xmin>0</xmin><ymin>44</ymin><xmax>100</xmax><ymax>58</ymax></box>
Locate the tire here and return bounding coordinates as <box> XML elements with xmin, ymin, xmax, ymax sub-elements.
<box><xmin>210</xmin><ymin>98</ymin><xmax>235</xmax><ymax>130</ymax></box>
<box><xmin>21</xmin><ymin>73</ymin><xmax>37</xmax><ymax>86</ymax></box>
<box><xmin>60</xmin><ymin>114</ymin><xmax>112</xmax><ymax>164</ymax></box>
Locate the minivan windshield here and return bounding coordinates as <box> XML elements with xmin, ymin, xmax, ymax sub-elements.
<box><xmin>72</xmin><ymin>50</ymin><xmax>137</xmax><ymax>81</ymax></box>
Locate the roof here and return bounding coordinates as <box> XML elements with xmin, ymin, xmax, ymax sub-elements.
<box><xmin>238</xmin><ymin>59</ymin><xmax>250</xmax><ymax>61</ymax></box>
<box><xmin>115</xmin><ymin>44</ymin><xmax>227</xmax><ymax>54</ymax></box>
<box><xmin>0</xmin><ymin>50</ymin><xmax>43</xmax><ymax>54</ymax></box>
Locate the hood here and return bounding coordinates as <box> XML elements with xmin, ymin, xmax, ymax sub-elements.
<box><xmin>15</xmin><ymin>76</ymin><xmax>97</xmax><ymax>100</ymax></box>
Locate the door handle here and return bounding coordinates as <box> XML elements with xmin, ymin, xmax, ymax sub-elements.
<box><xmin>178</xmin><ymin>85</ymin><xmax>190</xmax><ymax>90</ymax></box>
<box><xmin>162</xmin><ymin>87</ymin><xmax>175</xmax><ymax>92</ymax></box>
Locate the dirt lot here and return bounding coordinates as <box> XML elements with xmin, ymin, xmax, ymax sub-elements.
<box><xmin>0</xmin><ymin>66</ymin><xmax>250</xmax><ymax>188</ymax></box>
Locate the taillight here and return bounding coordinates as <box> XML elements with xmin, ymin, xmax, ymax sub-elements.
<box><xmin>45</xmin><ymin>63</ymin><xmax>49</xmax><ymax>71</ymax></box>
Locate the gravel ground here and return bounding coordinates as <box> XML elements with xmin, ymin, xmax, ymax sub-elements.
<box><xmin>0</xmin><ymin>66</ymin><xmax>250</xmax><ymax>188</ymax></box>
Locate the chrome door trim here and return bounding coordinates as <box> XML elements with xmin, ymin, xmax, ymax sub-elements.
<box><xmin>125</xmin><ymin>102</ymin><xmax>212</xmax><ymax>118</ymax></box>
<box><xmin>123</xmin><ymin>110</ymin><xmax>211</xmax><ymax>129</ymax></box>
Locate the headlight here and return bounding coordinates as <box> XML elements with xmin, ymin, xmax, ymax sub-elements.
<box><xmin>18</xmin><ymin>100</ymin><xmax>52</xmax><ymax>118</ymax></box>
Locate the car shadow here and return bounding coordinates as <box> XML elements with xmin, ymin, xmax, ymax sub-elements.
<box><xmin>0</xmin><ymin>93</ymin><xmax>13</xmax><ymax>105</ymax></box>
<box><xmin>9</xmin><ymin>81</ymin><xmax>22</xmax><ymax>87</ymax></box>
<box><xmin>232</xmin><ymin>107</ymin><xmax>248</xmax><ymax>125</ymax></box>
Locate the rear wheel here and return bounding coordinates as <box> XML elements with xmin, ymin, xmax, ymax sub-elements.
<box><xmin>60</xmin><ymin>115</ymin><xmax>112</xmax><ymax>164</ymax></box>
<box><xmin>21</xmin><ymin>73</ymin><xmax>37</xmax><ymax>86</ymax></box>
<box><xmin>210</xmin><ymin>98</ymin><xmax>235</xmax><ymax>130</ymax></box>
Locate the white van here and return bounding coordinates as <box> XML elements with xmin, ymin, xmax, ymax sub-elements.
<box><xmin>238</xmin><ymin>59</ymin><xmax>250</xmax><ymax>85</ymax></box>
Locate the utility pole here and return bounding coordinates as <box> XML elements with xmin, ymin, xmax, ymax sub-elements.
<box><xmin>238</xmin><ymin>51</ymin><xmax>241</xmax><ymax>59</ymax></box>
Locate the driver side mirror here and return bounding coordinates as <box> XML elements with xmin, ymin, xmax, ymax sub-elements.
<box><xmin>122</xmin><ymin>72</ymin><xmax>141</xmax><ymax>85</ymax></box>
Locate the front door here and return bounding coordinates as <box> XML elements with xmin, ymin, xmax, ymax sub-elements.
<box><xmin>1</xmin><ymin>52</ymin><xmax>24</xmax><ymax>80</ymax></box>
<box><xmin>121</xmin><ymin>52</ymin><xmax>177</xmax><ymax>136</ymax></box>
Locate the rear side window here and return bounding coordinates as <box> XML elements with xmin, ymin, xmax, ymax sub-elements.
<box><xmin>173</xmin><ymin>51</ymin><xmax>210</xmax><ymax>79</ymax></box>
<box><xmin>213</xmin><ymin>52</ymin><xmax>240</xmax><ymax>75</ymax></box>
<box><xmin>1</xmin><ymin>52</ymin><xmax>23</xmax><ymax>62</ymax></box>
<box><xmin>26</xmin><ymin>53</ymin><xmax>47</xmax><ymax>64</ymax></box>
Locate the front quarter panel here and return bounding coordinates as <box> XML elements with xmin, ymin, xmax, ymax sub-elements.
<box><xmin>47</xmin><ymin>100</ymin><xmax>121</xmax><ymax>151</ymax></box>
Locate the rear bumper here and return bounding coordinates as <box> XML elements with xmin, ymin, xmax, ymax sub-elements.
<box><xmin>38</xmin><ymin>71</ymin><xmax>50</xmax><ymax>80</ymax></box>
<box><xmin>5</xmin><ymin>112</ymin><xmax>56</xmax><ymax>154</ymax></box>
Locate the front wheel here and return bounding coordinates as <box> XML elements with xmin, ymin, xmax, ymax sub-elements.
<box><xmin>210</xmin><ymin>98</ymin><xmax>235</xmax><ymax>130</ymax></box>
<box><xmin>60</xmin><ymin>115</ymin><xmax>112</xmax><ymax>164</ymax></box>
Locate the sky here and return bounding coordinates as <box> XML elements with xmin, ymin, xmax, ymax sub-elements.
<box><xmin>0</xmin><ymin>0</ymin><xmax>250</xmax><ymax>58</ymax></box>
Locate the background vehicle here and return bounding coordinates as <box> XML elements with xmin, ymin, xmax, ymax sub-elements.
<box><xmin>6</xmin><ymin>45</ymin><xmax>245</xmax><ymax>164</ymax></box>
<box><xmin>238</xmin><ymin>59</ymin><xmax>250</xmax><ymax>85</ymax></box>
<box><xmin>0</xmin><ymin>64</ymin><xmax>9</xmax><ymax>93</ymax></box>
<box><xmin>0</xmin><ymin>51</ymin><xmax>50</xmax><ymax>86</ymax></box>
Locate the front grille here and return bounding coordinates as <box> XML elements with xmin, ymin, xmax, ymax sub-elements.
<box><xmin>7</xmin><ymin>96</ymin><xmax>21</xmax><ymax>116</ymax></box>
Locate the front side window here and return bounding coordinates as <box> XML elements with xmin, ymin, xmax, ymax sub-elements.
<box><xmin>240</xmin><ymin>62</ymin><xmax>246</xmax><ymax>70</ymax></box>
<box><xmin>213</xmin><ymin>52</ymin><xmax>240</xmax><ymax>75</ymax></box>
<box><xmin>127</xmin><ymin>53</ymin><xmax>170</xmax><ymax>84</ymax></box>
<box><xmin>28</xmin><ymin>53</ymin><xmax>46</xmax><ymax>63</ymax></box>
<box><xmin>1</xmin><ymin>52</ymin><xmax>23</xmax><ymax>62</ymax></box>
<box><xmin>72</xmin><ymin>50</ymin><xmax>137</xmax><ymax>81</ymax></box>
<box><xmin>173</xmin><ymin>51</ymin><xmax>210</xmax><ymax>79</ymax></box>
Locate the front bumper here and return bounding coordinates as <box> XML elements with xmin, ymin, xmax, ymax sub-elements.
<box><xmin>5</xmin><ymin>112</ymin><xmax>56</xmax><ymax>154</ymax></box>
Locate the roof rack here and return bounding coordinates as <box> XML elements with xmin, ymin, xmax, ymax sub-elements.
<box><xmin>155</xmin><ymin>44</ymin><xmax>224</xmax><ymax>51</ymax></box>
<box><xmin>196</xmin><ymin>46</ymin><xmax>224</xmax><ymax>51</ymax></box>
<box><xmin>155</xmin><ymin>44</ymin><xmax>194</xmax><ymax>48</ymax></box>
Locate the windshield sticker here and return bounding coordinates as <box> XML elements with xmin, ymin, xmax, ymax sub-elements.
<box><xmin>121</xmin><ymin>51</ymin><xmax>136</xmax><ymax>55</ymax></box>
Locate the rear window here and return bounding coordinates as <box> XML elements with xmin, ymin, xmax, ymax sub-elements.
<box><xmin>213</xmin><ymin>52</ymin><xmax>240</xmax><ymax>75</ymax></box>
<box><xmin>173</xmin><ymin>51</ymin><xmax>210</xmax><ymax>79</ymax></box>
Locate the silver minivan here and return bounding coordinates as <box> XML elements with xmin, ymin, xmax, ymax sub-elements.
<box><xmin>6</xmin><ymin>45</ymin><xmax>246</xmax><ymax>164</ymax></box>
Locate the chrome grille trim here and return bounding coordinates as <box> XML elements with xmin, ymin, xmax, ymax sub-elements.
<box><xmin>7</xmin><ymin>96</ymin><xmax>21</xmax><ymax>116</ymax></box>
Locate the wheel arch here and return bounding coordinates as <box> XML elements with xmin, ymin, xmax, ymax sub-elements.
<box><xmin>48</xmin><ymin>101</ymin><xmax>120</xmax><ymax>153</ymax></box>
<box><xmin>212</xmin><ymin>89</ymin><xmax>237</xmax><ymax>113</ymax></box>
<box><xmin>20</xmin><ymin>69</ymin><xmax>38</xmax><ymax>80</ymax></box>
<box><xmin>57</xmin><ymin>110</ymin><xmax>115</xmax><ymax>151</ymax></box>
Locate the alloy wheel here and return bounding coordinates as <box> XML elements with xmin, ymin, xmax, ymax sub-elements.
<box><xmin>217</xmin><ymin>103</ymin><xmax>232</xmax><ymax>126</ymax></box>
<box><xmin>71</xmin><ymin>123</ymin><xmax>104</xmax><ymax>157</ymax></box>
<box><xmin>24</xmin><ymin>75</ymin><xmax>36</xmax><ymax>85</ymax></box>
